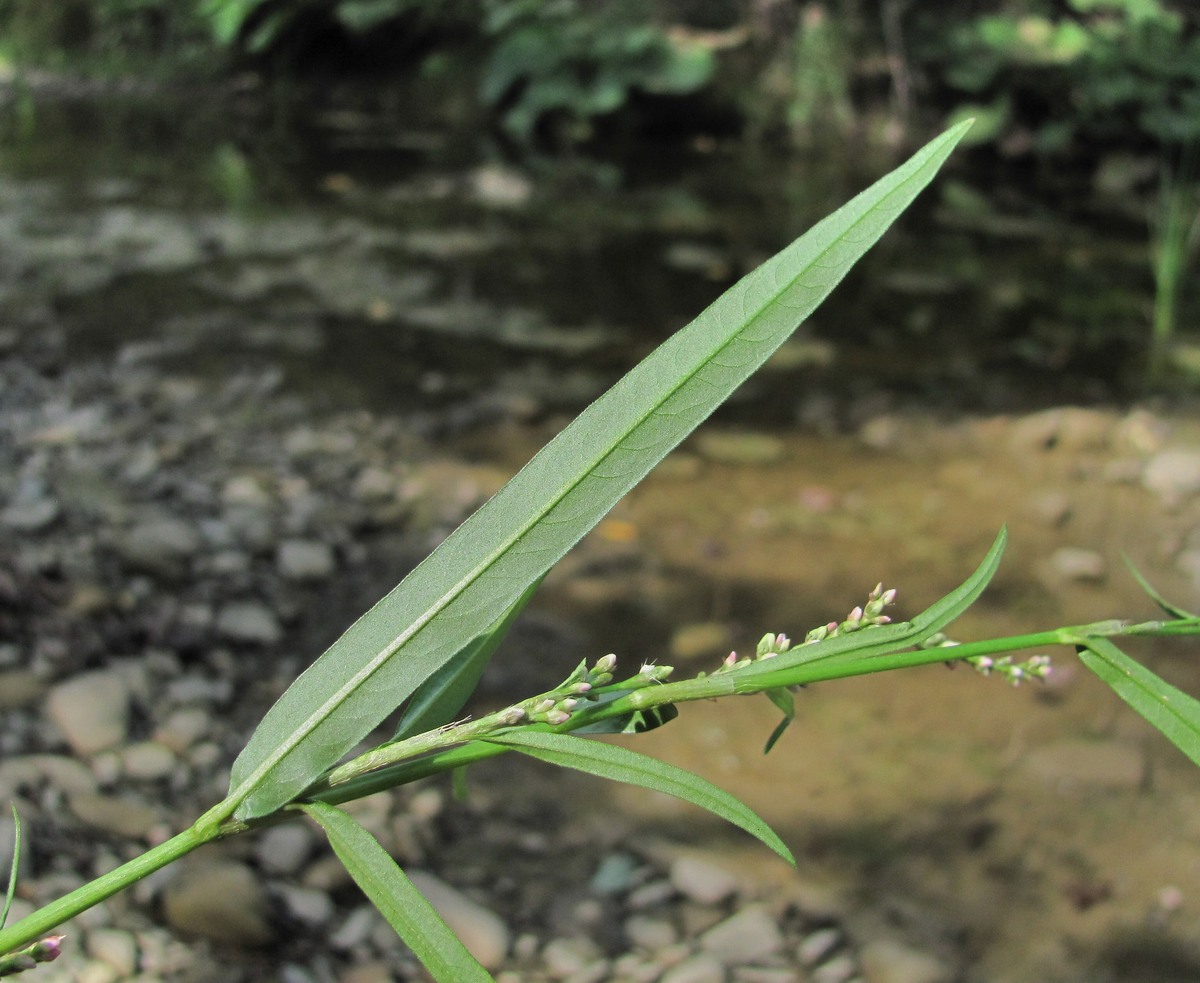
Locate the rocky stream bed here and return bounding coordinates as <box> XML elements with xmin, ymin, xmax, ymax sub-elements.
<box><xmin>3</xmin><ymin>325</ymin><xmax>1200</xmax><ymax>983</ymax></box>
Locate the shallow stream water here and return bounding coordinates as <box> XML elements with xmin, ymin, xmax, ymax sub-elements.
<box><xmin>3</xmin><ymin>89</ymin><xmax>1200</xmax><ymax>981</ymax></box>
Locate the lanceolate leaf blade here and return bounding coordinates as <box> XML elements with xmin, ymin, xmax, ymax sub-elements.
<box><xmin>301</xmin><ymin>802</ymin><xmax>492</xmax><ymax>983</ymax></box>
<box><xmin>227</xmin><ymin>121</ymin><xmax>974</xmax><ymax>821</ymax></box>
<box><xmin>488</xmin><ymin>730</ymin><xmax>794</xmax><ymax>864</ymax></box>
<box><xmin>1077</xmin><ymin>637</ymin><xmax>1200</xmax><ymax>767</ymax></box>
<box><xmin>392</xmin><ymin>577</ymin><xmax>544</xmax><ymax>742</ymax></box>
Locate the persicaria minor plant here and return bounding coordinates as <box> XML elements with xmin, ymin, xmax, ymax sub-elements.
<box><xmin>3</xmin><ymin>119</ymin><xmax>1200</xmax><ymax>982</ymax></box>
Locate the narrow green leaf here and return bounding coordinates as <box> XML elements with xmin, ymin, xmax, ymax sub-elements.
<box><xmin>488</xmin><ymin>730</ymin><xmax>794</xmax><ymax>864</ymax></box>
<box><xmin>1</xmin><ymin>806</ymin><xmax>20</xmax><ymax>930</ymax></box>
<box><xmin>1122</xmin><ymin>555</ymin><xmax>1199</xmax><ymax>619</ymax></box>
<box><xmin>393</xmin><ymin>578</ymin><xmax>544</xmax><ymax>742</ymax></box>
<box><xmin>1077</xmin><ymin>637</ymin><xmax>1200</xmax><ymax>767</ymax></box>
<box><xmin>762</xmin><ymin>688</ymin><xmax>795</xmax><ymax>754</ymax></box>
<box><xmin>735</xmin><ymin>526</ymin><xmax>1007</xmax><ymax>684</ymax></box>
<box><xmin>300</xmin><ymin>802</ymin><xmax>492</xmax><ymax>983</ymax></box>
<box><xmin>227</xmin><ymin>121</ymin><xmax>974</xmax><ymax>822</ymax></box>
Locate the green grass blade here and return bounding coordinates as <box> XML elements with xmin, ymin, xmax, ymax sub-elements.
<box><xmin>301</xmin><ymin>802</ymin><xmax>492</xmax><ymax>983</ymax></box>
<box><xmin>393</xmin><ymin>577</ymin><xmax>544</xmax><ymax>742</ymax></box>
<box><xmin>1077</xmin><ymin>637</ymin><xmax>1200</xmax><ymax>768</ymax></box>
<box><xmin>226</xmin><ymin>120</ymin><xmax>974</xmax><ymax>821</ymax></box>
<box><xmin>762</xmin><ymin>688</ymin><xmax>795</xmax><ymax>754</ymax></box>
<box><xmin>488</xmin><ymin>730</ymin><xmax>794</xmax><ymax>864</ymax></box>
<box><xmin>1</xmin><ymin>805</ymin><xmax>20</xmax><ymax>930</ymax></box>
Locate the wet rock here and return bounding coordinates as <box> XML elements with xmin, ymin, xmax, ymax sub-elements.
<box><xmin>859</xmin><ymin>939</ymin><xmax>952</xmax><ymax>983</ymax></box>
<box><xmin>276</xmin><ymin>539</ymin><xmax>336</xmax><ymax>582</ymax></box>
<box><xmin>162</xmin><ymin>860</ymin><xmax>276</xmax><ymax>946</ymax></box>
<box><xmin>46</xmin><ymin>669</ymin><xmax>131</xmax><ymax>754</ymax></box>
<box><xmin>113</xmin><ymin>518</ymin><xmax>201</xmax><ymax>578</ymax></box>
<box><xmin>407</xmin><ymin>870</ymin><xmax>510</xmax><ymax>970</ymax></box>
<box><xmin>700</xmin><ymin>906</ymin><xmax>783</xmax><ymax>965</ymax></box>
<box><xmin>670</xmin><ymin>856</ymin><xmax>739</xmax><ymax>906</ymax></box>
<box><xmin>1022</xmin><ymin>738</ymin><xmax>1145</xmax><ymax>791</ymax></box>
<box><xmin>1143</xmin><ymin>448</ymin><xmax>1200</xmax><ymax>504</ymax></box>
<box><xmin>215</xmin><ymin>601</ymin><xmax>284</xmax><ymax>646</ymax></box>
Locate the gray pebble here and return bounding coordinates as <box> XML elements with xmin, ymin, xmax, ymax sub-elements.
<box><xmin>85</xmin><ymin>927</ymin><xmax>139</xmax><ymax>977</ymax></box>
<box><xmin>1</xmin><ymin>497</ymin><xmax>59</xmax><ymax>532</ymax></box>
<box><xmin>120</xmin><ymin>741</ymin><xmax>177</xmax><ymax>781</ymax></box>
<box><xmin>46</xmin><ymin>669</ymin><xmax>131</xmax><ymax>754</ymax></box>
<box><xmin>277</xmin><ymin>538</ymin><xmax>336</xmax><ymax>581</ymax></box>
<box><xmin>1143</xmin><ymin>448</ymin><xmax>1200</xmax><ymax>504</ymax></box>
<box><xmin>700</xmin><ymin>906</ymin><xmax>783</xmax><ymax>966</ymax></box>
<box><xmin>257</xmin><ymin>823</ymin><xmax>316</xmax><ymax>876</ymax></box>
<box><xmin>799</xmin><ymin>927</ymin><xmax>843</xmax><ymax>966</ymax></box>
<box><xmin>670</xmin><ymin>856</ymin><xmax>739</xmax><ymax>906</ymax></box>
<box><xmin>113</xmin><ymin>518</ymin><xmax>201</xmax><ymax>578</ymax></box>
<box><xmin>215</xmin><ymin>601</ymin><xmax>283</xmax><ymax>645</ymax></box>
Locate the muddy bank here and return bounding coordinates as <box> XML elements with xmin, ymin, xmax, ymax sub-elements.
<box><xmin>3</xmin><ymin>326</ymin><xmax>1200</xmax><ymax>982</ymax></box>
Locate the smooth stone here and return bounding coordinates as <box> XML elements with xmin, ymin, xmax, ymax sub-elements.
<box><xmin>589</xmin><ymin>852</ymin><xmax>640</xmax><ymax>895</ymax></box>
<box><xmin>1143</xmin><ymin>448</ymin><xmax>1200</xmax><ymax>504</ymax></box>
<box><xmin>85</xmin><ymin>928</ymin><xmax>139</xmax><ymax>977</ymax></box>
<box><xmin>670</xmin><ymin>856</ymin><xmax>739</xmax><ymax>906</ymax></box>
<box><xmin>121</xmin><ymin>741</ymin><xmax>177</xmax><ymax>781</ymax></box>
<box><xmin>275</xmin><ymin>885</ymin><xmax>335</xmax><ymax>929</ymax></box>
<box><xmin>276</xmin><ymin>539</ymin><xmax>336</xmax><ymax>581</ymax></box>
<box><xmin>113</xmin><ymin>518</ymin><xmax>201</xmax><ymax>578</ymax></box>
<box><xmin>46</xmin><ymin>669</ymin><xmax>131</xmax><ymax>754</ymax></box>
<box><xmin>694</xmin><ymin>431</ymin><xmax>786</xmax><ymax>466</ymax></box>
<box><xmin>162</xmin><ymin>860</ymin><xmax>276</xmax><ymax>946</ymax></box>
<box><xmin>214</xmin><ymin>602</ymin><xmax>283</xmax><ymax>646</ymax></box>
<box><xmin>660</xmin><ymin>953</ymin><xmax>726</xmax><ymax>983</ymax></box>
<box><xmin>1</xmin><ymin>498</ymin><xmax>59</xmax><ymax>532</ymax></box>
<box><xmin>798</xmin><ymin>927</ymin><xmax>843</xmax><ymax>966</ymax></box>
<box><xmin>256</xmin><ymin>823</ymin><xmax>315</xmax><ymax>876</ymax></box>
<box><xmin>338</xmin><ymin>962</ymin><xmax>393</xmax><ymax>983</ymax></box>
<box><xmin>407</xmin><ymin>870</ymin><xmax>510</xmax><ymax>970</ymax></box>
<box><xmin>68</xmin><ymin>792</ymin><xmax>160</xmax><ymax>838</ymax></box>
<box><xmin>1046</xmin><ymin>546</ymin><xmax>1106</xmax><ymax>583</ymax></box>
<box><xmin>699</xmin><ymin>906</ymin><xmax>783</xmax><ymax>965</ymax></box>
<box><xmin>327</xmin><ymin>904</ymin><xmax>380</xmax><ymax>951</ymax></box>
<box><xmin>860</xmin><ymin>939</ymin><xmax>952</xmax><ymax>983</ymax></box>
<box><xmin>541</xmin><ymin>936</ymin><xmax>604</xmax><ymax>979</ymax></box>
<box><xmin>152</xmin><ymin>708</ymin><xmax>210</xmax><ymax>753</ymax></box>
<box><xmin>1022</xmin><ymin>738</ymin><xmax>1145</xmax><ymax>791</ymax></box>
<box><xmin>624</xmin><ymin>914</ymin><xmax>678</xmax><ymax>950</ymax></box>
<box><xmin>221</xmin><ymin>475</ymin><xmax>272</xmax><ymax>507</ymax></box>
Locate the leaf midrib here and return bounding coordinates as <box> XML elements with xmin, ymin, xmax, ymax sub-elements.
<box><xmin>229</xmin><ymin>153</ymin><xmax>934</xmax><ymax>813</ymax></box>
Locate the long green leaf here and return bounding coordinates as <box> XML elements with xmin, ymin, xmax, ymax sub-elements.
<box><xmin>488</xmin><ymin>730</ymin><xmax>794</xmax><ymax>864</ymax></box>
<box><xmin>393</xmin><ymin>577</ymin><xmax>544</xmax><ymax>742</ymax></box>
<box><xmin>300</xmin><ymin>802</ymin><xmax>492</xmax><ymax>983</ymax></box>
<box><xmin>1077</xmin><ymin>637</ymin><xmax>1200</xmax><ymax>767</ymax></box>
<box><xmin>733</xmin><ymin>526</ymin><xmax>1007</xmax><ymax>684</ymax></box>
<box><xmin>226</xmin><ymin>121</ymin><xmax>974</xmax><ymax>821</ymax></box>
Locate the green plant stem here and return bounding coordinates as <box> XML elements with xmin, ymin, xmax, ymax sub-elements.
<box><xmin>0</xmin><ymin>824</ymin><xmax>217</xmax><ymax>957</ymax></box>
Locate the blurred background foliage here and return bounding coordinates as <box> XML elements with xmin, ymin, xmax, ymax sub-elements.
<box><xmin>1</xmin><ymin>0</ymin><xmax>1196</xmax><ymax>162</ymax></box>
